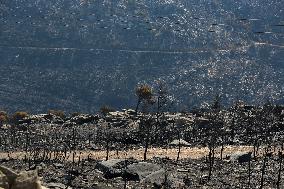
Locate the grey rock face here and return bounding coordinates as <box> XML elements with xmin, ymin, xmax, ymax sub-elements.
<box><xmin>125</xmin><ymin>162</ymin><xmax>162</xmax><ymax>181</ymax></box>
<box><xmin>0</xmin><ymin>171</ymin><xmax>9</xmax><ymax>189</ymax></box>
<box><xmin>95</xmin><ymin>159</ymin><xmax>128</xmax><ymax>179</ymax></box>
<box><xmin>142</xmin><ymin>169</ymin><xmax>166</xmax><ymax>186</ymax></box>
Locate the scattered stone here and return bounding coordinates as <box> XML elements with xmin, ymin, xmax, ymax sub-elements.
<box><xmin>53</xmin><ymin>163</ymin><xmax>64</xmax><ymax>169</ymax></box>
<box><xmin>152</xmin><ymin>155</ymin><xmax>170</xmax><ymax>163</ymax></box>
<box><xmin>69</xmin><ymin>114</ymin><xmax>97</xmax><ymax>125</ymax></box>
<box><xmin>46</xmin><ymin>182</ymin><xmax>67</xmax><ymax>189</ymax></box>
<box><xmin>183</xmin><ymin>177</ymin><xmax>192</xmax><ymax>186</ymax></box>
<box><xmin>177</xmin><ymin>169</ymin><xmax>190</xmax><ymax>173</ymax></box>
<box><xmin>125</xmin><ymin>109</ymin><xmax>136</xmax><ymax>115</ymax></box>
<box><xmin>169</xmin><ymin>139</ymin><xmax>190</xmax><ymax>147</ymax></box>
<box><xmin>67</xmin><ymin>169</ymin><xmax>80</xmax><ymax>177</ymax></box>
<box><xmin>91</xmin><ymin>182</ymin><xmax>116</xmax><ymax>189</ymax></box>
<box><xmin>89</xmin><ymin>143</ymin><xmax>100</xmax><ymax>150</ymax></box>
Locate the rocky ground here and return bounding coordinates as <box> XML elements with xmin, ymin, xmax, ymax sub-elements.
<box><xmin>0</xmin><ymin>107</ymin><xmax>283</xmax><ymax>188</ymax></box>
<box><xmin>0</xmin><ymin>151</ymin><xmax>283</xmax><ymax>189</ymax></box>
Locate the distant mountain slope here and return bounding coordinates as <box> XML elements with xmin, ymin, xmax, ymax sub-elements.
<box><xmin>0</xmin><ymin>0</ymin><xmax>283</xmax><ymax>113</ymax></box>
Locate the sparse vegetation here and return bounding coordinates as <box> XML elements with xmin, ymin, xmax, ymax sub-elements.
<box><xmin>0</xmin><ymin>0</ymin><xmax>283</xmax><ymax>188</ymax></box>
<box><xmin>0</xmin><ymin>83</ymin><xmax>283</xmax><ymax>189</ymax></box>
<box><xmin>71</xmin><ymin>112</ymin><xmax>81</xmax><ymax>117</ymax></box>
<box><xmin>135</xmin><ymin>84</ymin><xmax>153</xmax><ymax>113</ymax></box>
<box><xmin>0</xmin><ymin>111</ymin><xmax>8</xmax><ymax>126</ymax></box>
<box><xmin>100</xmin><ymin>105</ymin><xmax>115</xmax><ymax>116</ymax></box>
<box><xmin>11</xmin><ymin>111</ymin><xmax>28</xmax><ymax>124</ymax></box>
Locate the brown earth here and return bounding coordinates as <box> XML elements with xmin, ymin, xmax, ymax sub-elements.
<box><xmin>0</xmin><ymin>145</ymin><xmax>255</xmax><ymax>161</ymax></box>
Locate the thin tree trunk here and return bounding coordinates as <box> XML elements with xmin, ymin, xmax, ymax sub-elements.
<box><xmin>260</xmin><ymin>153</ymin><xmax>268</xmax><ymax>189</ymax></box>
<box><xmin>135</xmin><ymin>99</ymin><xmax>141</xmax><ymax>113</ymax></box>
<box><xmin>123</xmin><ymin>159</ymin><xmax>128</xmax><ymax>189</ymax></box>
<box><xmin>177</xmin><ymin>132</ymin><xmax>181</xmax><ymax>161</ymax></box>
<box><xmin>177</xmin><ymin>140</ymin><xmax>181</xmax><ymax>161</ymax></box>
<box><xmin>106</xmin><ymin>139</ymin><xmax>109</xmax><ymax>161</ymax></box>
<box><xmin>144</xmin><ymin>135</ymin><xmax>149</xmax><ymax>161</ymax></box>
<box><xmin>248</xmin><ymin>156</ymin><xmax>251</xmax><ymax>187</ymax></box>
<box><xmin>220</xmin><ymin>135</ymin><xmax>225</xmax><ymax>160</ymax></box>
<box><xmin>277</xmin><ymin>152</ymin><xmax>283</xmax><ymax>189</ymax></box>
<box><xmin>208</xmin><ymin>147</ymin><xmax>213</xmax><ymax>181</ymax></box>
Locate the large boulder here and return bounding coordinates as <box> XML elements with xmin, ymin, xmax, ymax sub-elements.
<box><xmin>0</xmin><ymin>166</ymin><xmax>18</xmax><ymax>187</ymax></box>
<box><xmin>142</xmin><ymin>169</ymin><xmax>186</xmax><ymax>188</ymax></box>
<box><xmin>142</xmin><ymin>169</ymin><xmax>166</xmax><ymax>186</ymax></box>
<box><xmin>124</xmin><ymin>162</ymin><xmax>162</xmax><ymax>181</ymax></box>
<box><xmin>12</xmin><ymin>170</ymin><xmax>38</xmax><ymax>189</ymax></box>
<box><xmin>229</xmin><ymin>151</ymin><xmax>252</xmax><ymax>163</ymax></box>
<box><xmin>96</xmin><ymin>159</ymin><xmax>137</xmax><ymax>179</ymax></box>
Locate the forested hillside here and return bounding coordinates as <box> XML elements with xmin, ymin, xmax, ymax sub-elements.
<box><xmin>0</xmin><ymin>0</ymin><xmax>283</xmax><ymax>112</ymax></box>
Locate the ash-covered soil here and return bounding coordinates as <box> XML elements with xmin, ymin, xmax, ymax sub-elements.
<box><xmin>0</xmin><ymin>105</ymin><xmax>284</xmax><ymax>188</ymax></box>
<box><xmin>0</xmin><ymin>153</ymin><xmax>283</xmax><ymax>189</ymax></box>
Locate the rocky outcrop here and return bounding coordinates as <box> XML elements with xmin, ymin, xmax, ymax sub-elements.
<box><xmin>0</xmin><ymin>171</ymin><xmax>9</xmax><ymax>189</ymax></box>
<box><xmin>68</xmin><ymin>114</ymin><xmax>98</xmax><ymax>125</ymax></box>
<box><xmin>0</xmin><ymin>166</ymin><xmax>48</xmax><ymax>189</ymax></box>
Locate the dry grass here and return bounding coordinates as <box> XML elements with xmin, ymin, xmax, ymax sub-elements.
<box><xmin>0</xmin><ymin>145</ymin><xmax>255</xmax><ymax>161</ymax></box>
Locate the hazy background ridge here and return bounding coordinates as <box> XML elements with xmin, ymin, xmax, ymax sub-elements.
<box><xmin>0</xmin><ymin>0</ymin><xmax>283</xmax><ymax>113</ymax></box>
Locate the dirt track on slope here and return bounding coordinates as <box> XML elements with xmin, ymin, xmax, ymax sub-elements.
<box><xmin>0</xmin><ymin>145</ymin><xmax>255</xmax><ymax>161</ymax></box>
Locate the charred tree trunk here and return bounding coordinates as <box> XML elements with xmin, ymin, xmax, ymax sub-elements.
<box><xmin>260</xmin><ymin>151</ymin><xmax>268</xmax><ymax>189</ymax></box>
<box><xmin>277</xmin><ymin>151</ymin><xmax>283</xmax><ymax>189</ymax></box>
<box><xmin>135</xmin><ymin>98</ymin><xmax>141</xmax><ymax>114</ymax></box>
<box><xmin>106</xmin><ymin>139</ymin><xmax>110</xmax><ymax>161</ymax></box>
<box><xmin>208</xmin><ymin>146</ymin><xmax>213</xmax><ymax>181</ymax></box>
<box><xmin>248</xmin><ymin>156</ymin><xmax>251</xmax><ymax>187</ymax></box>
<box><xmin>177</xmin><ymin>133</ymin><xmax>181</xmax><ymax>161</ymax></box>
<box><xmin>220</xmin><ymin>134</ymin><xmax>225</xmax><ymax>160</ymax></box>
<box><xmin>144</xmin><ymin>134</ymin><xmax>149</xmax><ymax>161</ymax></box>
